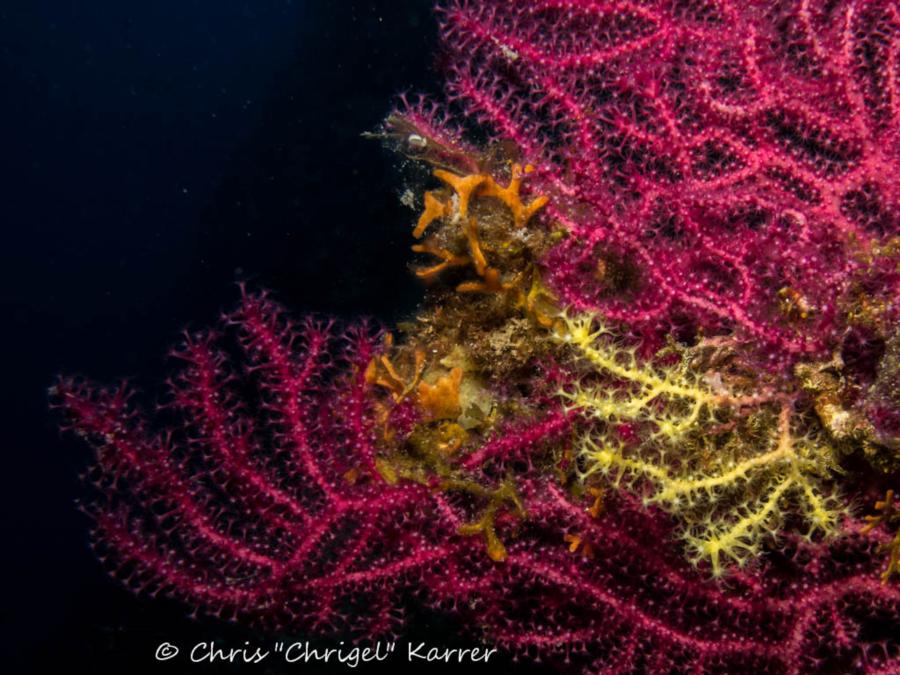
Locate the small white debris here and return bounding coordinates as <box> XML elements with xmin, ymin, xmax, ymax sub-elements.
<box><xmin>400</xmin><ymin>189</ymin><xmax>416</xmax><ymax>209</ymax></box>
<box><xmin>703</xmin><ymin>371</ymin><xmax>730</xmax><ymax>396</ymax></box>
<box><xmin>408</xmin><ymin>134</ymin><xmax>427</xmax><ymax>149</ymax></box>
<box><xmin>492</xmin><ymin>37</ymin><xmax>519</xmax><ymax>61</ymax></box>
<box><xmin>448</xmin><ymin>193</ymin><xmax>462</xmax><ymax>225</ymax></box>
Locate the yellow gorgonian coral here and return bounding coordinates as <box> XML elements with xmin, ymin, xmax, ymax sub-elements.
<box><xmin>555</xmin><ymin>312</ymin><xmax>845</xmax><ymax>576</ymax></box>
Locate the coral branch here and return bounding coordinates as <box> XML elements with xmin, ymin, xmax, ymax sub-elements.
<box><xmin>557</xmin><ymin>311</ymin><xmax>844</xmax><ymax>574</ymax></box>
<box><xmin>434</xmin><ymin>0</ymin><xmax>899</xmax><ymax>369</ymax></box>
<box><xmin>53</xmin><ymin>291</ymin><xmax>462</xmax><ymax>634</ymax></box>
<box><xmin>52</xmin><ymin>1</ymin><xmax>900</xmax><ymax>672</ymax></box>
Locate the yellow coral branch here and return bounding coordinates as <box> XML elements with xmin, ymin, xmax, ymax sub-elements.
<box><xmin>556</xmin><ymin>313</ymin><xmax>721</xmax><ymax>438</ymax></box>
<box><xmin>559</xmin><ymin>311</ymin><xmax>843</xmax><ymax>575</ymax></box>
<box><xmin>686</xmin><ymin>478</ymin><xmax>794</xmax><ymax>577</ymax></box>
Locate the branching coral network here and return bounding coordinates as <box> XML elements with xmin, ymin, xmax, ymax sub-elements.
<box><xmin>435</xmin><ymin>0</ymin><xmax>899</xmax><ymax>367</ymax></box>
<box><xmin>556</xmin><ymin>312</ymin><xmax>844</xmax><ymax>576</ymax></box>
<box><xmin>54</xmin><ymin>295</ymin><xmax>461</xmax><ymax>633</ymax></box>
<box><xmin>53</xmin><ymin>288</ymin><xmax>900</xmax><ymax>674</ymax></box>
<box><xmin>54</xmin><ymin>1</ymin><xmax>899</xmax><ymax>673</ymax></box>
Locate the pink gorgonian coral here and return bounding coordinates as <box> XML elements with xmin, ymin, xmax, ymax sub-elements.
<box><xmin>426</xmin><ymin>0</ymin><xmax>898</xmax><ymax>368</ymax></box>
<box><xmin>54</xmin><ymin>290</ymin><xmax>900</xmax><ymax>674</ymax></box>
<box><xmin>452</xmin><ymin>481</ymin><xmax>900</xmax><ymax>674</ymax></box>
<box><xmin>53</xmin><ymin>2</ymin><xmax>900</xmax><ymax>674</ymax></box>
<box><xmin>53</xmin><ymin>290</ymin><xmax>462</xmax><ymax>636</ymax></box>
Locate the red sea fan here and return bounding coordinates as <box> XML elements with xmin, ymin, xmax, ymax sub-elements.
<box><xmin>54</xmin><ymin>290</ymin><xmax>900</xmax><ymax>673</ymax></box>
<box><xmin>434</xmin><ymin>0</ymin><xmax>899</xmax><ymax>367</ymax></box>
<box><xmin>49</xmin><ymin>6</ymin><xmax>900</xmax><ymax>670</ymax></box>
<box><xmin>449</xmin><ymin>480</ymin><xmax>900</xmax><ymax>674</ymax></box>
<box><xmin>52</xmin><ymin>289</ymin><xmax>460</xmax><ymax>637</ymax></box>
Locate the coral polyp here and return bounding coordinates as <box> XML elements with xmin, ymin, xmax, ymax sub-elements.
<box><xmin>54</xmin><ymin>1</ymin><xmax>899</xmax><ymax>673</ymax></box>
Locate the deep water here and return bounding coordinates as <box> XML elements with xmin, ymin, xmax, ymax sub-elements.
<box><xmin>0</xmin><ymin>2</ymin><xmax>538</xmax><ymax>673</ymax></box>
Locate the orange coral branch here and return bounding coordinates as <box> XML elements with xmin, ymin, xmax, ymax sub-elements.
<box><xmin>477</xmin><ymin>163</ymin><xmax>549</xmax><ymax>228</ymax></box>
<box><xmin>410</xmin><ymin>243</ymin><xmax>469</xmax><ymax>278</ymax></box>
<box><xmin>412</xmin><ymin>163</ymin><xmax>550</xmax><ymax>299</ymax></box>
<box><xmin>414</xmin><ymin>191</ymin><xmax>451</xmax><ymax>239</ymax></box>
<box><xmin>365</xmin><ymin>336</ymin><xmax>426</xmax><ymax>403</ymax></box>
<box><xmin>432</xmin><ymin>169</ymin><xmax>487</xmax><ymax>219</ymax></box>
<box><xmin>863</xmin><ymin>489</ymin><xmax>900</xmax><ymax>583</ymax></box>
<box><xmin>463</xmin><ymin>217</ymin><xmax>489</xmax><ymax>275</ymax></box>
